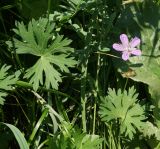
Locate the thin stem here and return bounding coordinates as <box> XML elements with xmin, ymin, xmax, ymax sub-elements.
<box><xmin>28</xmin><ymin>108</ymin><xmax>49</xmax><ymax>146</ymax></box>
<box><xmin>117</xmin><ymin>130</ymin><xmax>122</xmax><ymax>149</ymax></box>
<box><xmin>16</xmin><ymin>80</ymin><xmax>78</xmax><ymax>104</ymax></box>
<box><xmin>81</xmin><ymin>62</ymin><xmax>88</xmax><ymax>132</ymax></box>
<box><xmin>81</xmin><ymin>99</ymin><xmax>86</xmax><ymax>132</ymax></box>
<box><xmin>31</xmin><ymin>90</ymin><xmax>63</xmax><ymax>122</ymax></box>
<box><xmin>108</xmin><ymin>123</ymin><xmax>117</xmax><ymax>149</ymax></box>
<box><xmin>93</xmin><ymin>0</ymin><xmax>100</xmax><ymax>134</ymax></box>
<box><xmin>93</xmin><ymin>53</ymin><xmax>101</xmax><ymax>134</ymax></box>
<box><xmin>95</xmin><ymin>51</ymin><xmax>120</xmax><ymax>59</ymax></box>
<box><xmin>47</xmin><ymin>0</ymin><xmax>51</xmax><ymax>19</ymax></box>
<box><xmin>123</xmin><ymin>78</ymin><xmax>129</xmax><ymax>92</ymax></box>
<box><xmin>122</xmin><ymin>0</ymin><xmax>142</xmax><ymax>5</ymax></box>
<box><xmin>12</xmin><ymin>95</ymin><xmax>30</xmax><ymax>124</ymax></box>
<box><xmin>116</xmin><ymin>78</ymin><xmax>129</xmax><ymax>149</ymax></box>
<box><xmin>93</xmin><ymin>103</ymin><xmax>97</xmax><ymax>134</ymax></box>
<box><xmin>80</xmin><ymin>10</ymin><xmax>88</xmax><ymax>133</ymax></box>
<box><xmin>37</xmin><ymin>139</ymin><xmax>49</xmax><ymax>149</ymax></box>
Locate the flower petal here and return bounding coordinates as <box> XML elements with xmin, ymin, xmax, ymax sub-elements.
<box><xmin>130</xmin><ymin>37</ymin><xmax>141</xmax><ymax>48</ymax></box>
<box><xmin>120</xmin><ymin>34</ymin><xmax>129</xmax><ymax>47</ymax></box>
<box><xmin>122</xmin><ymin>51</ymin><xmax>130</xmax><ymax>61</ymax></box>
<box><xmin>112</xmin><ymin>43</ymin><xmax>124</xmax><ymax>51</ymax></box>
<box><xmin>131</xmin><ymin>49</ymin><xmax>141</xmax><ymax>56</ymax></box>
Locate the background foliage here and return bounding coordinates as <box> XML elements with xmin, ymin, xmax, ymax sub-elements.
<box><xmin>0</xmin><ymin>0</ymin><xmax>160</xmax><ymax>149</ymax></box>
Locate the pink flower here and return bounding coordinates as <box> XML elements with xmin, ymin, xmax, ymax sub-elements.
<box><xmin>112</xmin><ymin>34</ymin><xmax>142</xmax><ymax>61</ymax></box>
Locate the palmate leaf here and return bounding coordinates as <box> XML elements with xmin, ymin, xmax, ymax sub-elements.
<box><xmin>99</xmin><ymin>87</ymin><xmax>146</xmax><ymax>139</ymax></box>
<box><xmin>0</xmin><ymin>65</ymin><xmax>17</xmax><ymax>105</ymax></box>
<box><xmin>7</xmin><ymin>18</ymin><xmax>77</xmax><ymax>91</ymax></box>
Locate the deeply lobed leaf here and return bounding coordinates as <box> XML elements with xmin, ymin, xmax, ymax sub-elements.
<box><xmin>0</xmin><ymin>65</ymin><xmax>17</xmax><ymax>105</ymax></box>
<box><xmin>99</xmin><ymin>87</ymin><xmax>146</xmax><ymax>139</ymax></box>
<box><xmin>7</xmin><ymin>18</ymin><xmax>77</xmax><ymax>90</ymax></box>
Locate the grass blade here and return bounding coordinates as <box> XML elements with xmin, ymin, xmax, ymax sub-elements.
<box><xmin>1</xmin><ymin>123</ymin><xmax>29</xmax><ymax>149</ymax></box>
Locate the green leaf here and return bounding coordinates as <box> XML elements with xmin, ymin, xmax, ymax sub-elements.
<box><xmin>99</xmin><ymin>87</ymin><xmax>146</xmax><ymax>139</ymax></box>
<box><xmin>71</xmin><ymin>127</ymin><xmax>103</xmax><ymax>149</ymax></box>
<box><xmin>0</xmin><ymin>65</ymin><xmax>18</xmax><ymax>105</ymax></box>
<box><xmin>1</xmin><ymin>123</ymin><xmax>29</xmax><ymax>149</ymax></box>
<box><xmin>48</xmin><ymin>122</ymin><xmax>102</xmax><ymax>149</ymax></box>
<box><xmin>79</xmin><ymin>134</ymin><xmax>103</xmax><ymax>149</ymax></box>
<box><xmin>28</xmin><ymin>108</ymin><xmax>49</xmax><ymax>145</ymax></box>
<box><xmin>142</xmin><ymin>121</ymin><xmax>160</xmax><ymax>141</ymax></box>
<box><xmin>7</xmin><ymin>18</ymin><xmax>77</xmax><ymax>91</ymax></box>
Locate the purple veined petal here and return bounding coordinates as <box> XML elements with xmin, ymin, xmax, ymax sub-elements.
<box><xmin>112</xmin><ymin>43</ymin><xmax>124</xmax><ymax>51</ymax></box>
<box><xmin>131</xmin><ymin>49</ymin><xmax>142</xmax><ymax>56</ymax></box>
<box><xmin>130</xmin><ymin>37</ymin><xmax>141</xmax><ymax>48</ymax></box>
<box><xmin>120</xmin><ymin>34</ymin><xmax>129</xmax><ymax>47</ymax></box>
<box><xmin>122</xmin><ymin>51</ymin><xmax>130</xmax><ymax>61</ymax></box>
